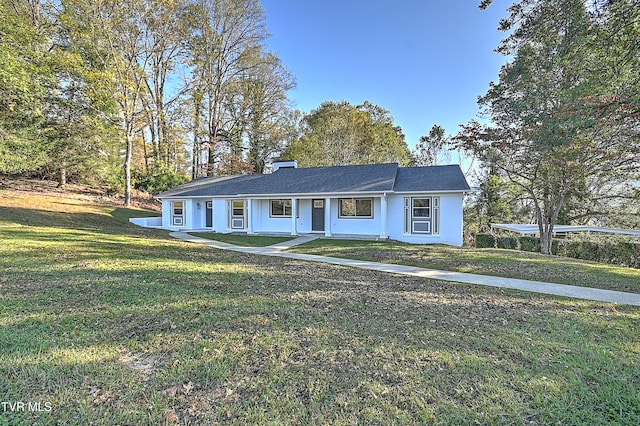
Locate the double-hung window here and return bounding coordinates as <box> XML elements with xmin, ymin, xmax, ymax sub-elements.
<box><xmin>172</xmin><ymin>201</ymin><xmax>184</xmax><ymax>226</ymax></box>
<box><xmin>227</xmin><ymin>199</ymin><xmax>246</xmax><ymax>229</ymax></box>
<box><xmin>339</xmin><ymin>198</ymin><xmax>373</xmax><ymax>218</ymax></box>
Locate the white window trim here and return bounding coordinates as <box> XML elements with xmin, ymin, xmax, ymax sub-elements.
<box><xmin>404</xmin><ymin>196</ymin><xmax>440</xmax><ymax>235</ymax></box>
<box><xmin>338</xmin><ymin>198</ymin><xmax>374</xmax><ymax>219</ymax></box>
<box><xmin>412</xmin><ymin>220</ymin><xmax>431</xmax><ymax>234</ymax></box>
<box><xmin>227</xmin><ymin>199</ymin><xmax>246</xmax><ymax>230</ymax></box>
<box><xmin>269</xmin><ymin>199</ymin><xmax>293</xmax><ymax>218</ymax></box>
<box><xmin>172</xmin><ymin>201</ymin><xmax>184</xmax><ymax>226</ymax></box>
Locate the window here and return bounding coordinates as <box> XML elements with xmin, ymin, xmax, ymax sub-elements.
<box><xmin>404</xmin><ymin>197</ymin><xmax>440</xmax><ymax>235</ymax></box>
<box><xmin>412</xmin><ymin>198</ymin><xmax>430</xmax><ymax>217</ymax></box>
<box><xmin>270</xmin><ymin>199</ymin><xmax>292</xmax><ymax>217</ymax></box>
<box><xmin>227</xmin><ymin>199</ymin><xmax>245</xmax><ymax>229</ymax></box>
<box><xmin>172</xmin><ymin>201</ymin><xmax>184</xmax><ymax>226</ymax></box>
<box><xmin>339</xmin><ymin>198</ymin><xmax>373</xmax><ymax>218</ymax></box>
<box><xmin>232</xmin><ymin>200</ymin><xmax>244</xmax><ymax>216</ymax></box>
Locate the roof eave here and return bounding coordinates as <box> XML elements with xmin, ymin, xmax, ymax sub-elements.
<box><xmin>158</xmin><ymin>188</ymin><xmax>469</xmax><ymax>199</ymax></box>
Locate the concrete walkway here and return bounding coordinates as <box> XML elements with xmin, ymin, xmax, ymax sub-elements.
<box><xmin>170</xmin><ymin>232</ymin><xmax>640</xmax><ymax>306</ymax></box>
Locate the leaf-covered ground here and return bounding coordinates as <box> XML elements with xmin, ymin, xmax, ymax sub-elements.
<box><xmin>1</xmin><ymin>179</ymin><xmax>639</xmax><ymax>425</ymax></box>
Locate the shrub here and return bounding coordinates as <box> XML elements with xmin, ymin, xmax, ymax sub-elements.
<box><xmin>561</xmin><ymin>240</ymin><xmax>601</xmax><ymax>262</ymax></box>
<box><xmin>600</xmin><ymin>241</ymin><xmax>640</xmax><ymax>268</ymax></box>
<box><xmin>475</xmin><ymin>233</ymin><xmax>496</xmax><ymax>248</ymax></box>
<box><xmin>497</xmin><ymin>236</ymin><xmax>518</xmax><ymax>250</ymax></box>
<box><xmin>554</xmin><ymin>238</ymin><xmax>640</xmax><ymax>268</ymax></box>
<box><xmin>134</xmin><ymin>166</ymin><xmax>188</xmax><ymax>195</ymax></box>
<box><xmin>519</xmin><ymin>236</ymin><xmax>540</xmax><ymax>252</ymax></box>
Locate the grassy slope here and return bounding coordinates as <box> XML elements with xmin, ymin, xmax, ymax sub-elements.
<box><xmin>1</xmin><ymin>183</ymin><xmax>639</xmax><ymax>425</ymax></box>
<box><xmin>289</xmin><ymin>239</ymin><xmax>640</xmax><ymax>294</ymax></box>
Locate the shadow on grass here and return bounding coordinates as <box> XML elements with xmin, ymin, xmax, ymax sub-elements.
<box><xmin>2</xmin><ymin>258</ymin><xmax>639</xmax><ymax>424</ymax></box>
<box><xmin>2</xmin><ymin>204</ymin><xmax>639</xmax><ymax>424</ymax></box>
<box><xmin>0</xmin><ymin>206</ymin><xmax>162</xmax><ymax>236</ymax></box>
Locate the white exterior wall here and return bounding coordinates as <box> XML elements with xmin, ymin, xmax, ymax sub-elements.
<box><xmin>329</xmin><ymin>198</ymin><xmax>382</xmax><ymax>236</ymax></box>
<box><xmin>253</xmin><ymin>199</ymin><xmax>290</xmax><ymax>233</ymax></box>
<box><xmin>161</xmin><ymin>198</ymin><xmax>211</xmax><ymax>230</ymax></box>
<box><xmin>387</xmin><ymin>193</ymin><xmax>464</xmax><ymax>246</ymax></box>
<box><xmin>161</xmin><ymin>199</ymin><xmax>172</xmax><ymax>229</ymax></box>
<box><xmin>296</xmin><ymin>199</ymin><xmax>313</xmax><ymax>233</ymax></box>
<box><xmin>161</xmin><ymin>199</ymin><xmax>194</xmax><ymax>230</ymax></box>
<box><xmin>190</xmin><ymin>199</ymin><xmax>204</xmax><ymax>229</ymax></box>
<box><xmin>249</xmin><ymin>197</ymin><xmax>384</xmax><ymax>236</ymax></box>
<box><xmin>212</xmin><ymin>199</ymin><xmax>228</xmax><ymax>232</ymax></box>
<box><xmin>129</xmin><ymin>217</ymin><xmax>162</xmax><ymax>227</ymax></box>
<box><xmin>158</xmin><ymin>193</ymin><xmax>464</xmax><ymax>246</ymax></box>
<box><xmin>247</xmin><ymin>199</ymin><xmax>313</xmax><ymax>234</ymax></box>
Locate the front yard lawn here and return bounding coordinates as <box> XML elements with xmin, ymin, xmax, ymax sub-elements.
<box><xmin>1</xmin><ymin>185</ymin><xmax>639</xmax><ymax>425</ymax></box>
<box><xmin>288</xmin><ymin>238</ymin><xmax>640</xmax><ymax>294</ymax></box>
<box><xmin>188</xmin><ymin>232</ymin><xmax>294</xmax><ymax>247</ymax></box>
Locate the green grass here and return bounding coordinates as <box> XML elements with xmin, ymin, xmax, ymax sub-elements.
<box><xmin>188</xmin><ymin>232</ymin><xmax>294</xmax><ymax>247</ymax></box>
<box><xmin>288</xmin><ymin>238</ymin><xmax>640</xmax><ymax>294</ymax></box>
<box><xmin>1</xmin><ymin>187</ymin><xmax>639</xmax><ymax>425</ymax></box>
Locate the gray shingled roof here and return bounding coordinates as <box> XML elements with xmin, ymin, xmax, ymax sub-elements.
<box><xmin>393</xmin><ymin>165</ymin><xmax>471</xmax><ymax>192</ymax></box>
<box><xmin>155</xmin><ymin>175</ymin><xmax>262</xmax><ymax>197</ymax></box>
<box><xmin>156</xmin><ymin>163</ymin><xmax>469</xmax><ymax>198</ymax></box>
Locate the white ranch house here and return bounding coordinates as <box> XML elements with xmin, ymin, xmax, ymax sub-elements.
<box><xmin>142</xmin><ymin>161</ymin><xmax>470</xmax><ymax>246</ymax></box>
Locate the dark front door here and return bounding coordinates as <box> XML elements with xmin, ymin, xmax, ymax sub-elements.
<box><xmin>312</xmin><ymin>199</ymin><xmax>325</xmax><ymax>232</ymax></box>
<box><xmin>205</xmin><ymin>201</ymin><xmax>213</xmax><ymax>228</ymax></box>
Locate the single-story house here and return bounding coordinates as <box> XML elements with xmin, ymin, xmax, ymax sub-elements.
<box><xmin>151</xmin><ymin>161</ymin><xmax>470</xmax><ymax>246</ymax></box>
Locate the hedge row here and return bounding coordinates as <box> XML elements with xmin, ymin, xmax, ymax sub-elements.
<box><xmin>474</xmin><ymin>234</ymin><xmax>640</xmax><ymax>269</ymax></box>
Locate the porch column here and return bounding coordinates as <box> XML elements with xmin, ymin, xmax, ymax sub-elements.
<box><xmin>380</xmin><ymin>193</ymin><xmax>388</xmax><ymax>239</ymax></box>
<box><xmin>247</xmin><ymin>199</ymin><xmax>254</xmax><ymax>234</ymax></box>
<box><xmin>291</xmin><ymin>198</ymin><xmax>298</xmax><ymax>236</ymax></box>
<box><xmin>324</xmin><ymin>197</ymin><xmax>332</xmax><ymax>237</ymax></box>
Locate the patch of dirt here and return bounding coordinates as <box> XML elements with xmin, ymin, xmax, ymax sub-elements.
<box><xmin>119</xmin><ymin>351</ymin><xmax>169</xmax><ymax>376</ymax></box>
<box><xmin>0</xmin><ymin>175</ymin><xmax>160</xmax><ymax>211</ymax></box>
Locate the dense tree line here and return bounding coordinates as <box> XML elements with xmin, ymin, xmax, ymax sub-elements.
<box><xmin>0</xmin><ymin>0</ymin><xmax>297</xmax><ymax>205</ymax></box>
<box><xmin>3</xmin><ymin>0</ymin><xmax>637</xmax><ymax>238</ymax></box>
<box><xmin>1</xmin><ymin>0</ymin><xmax>422</xmax><ymax>205</ymax></box>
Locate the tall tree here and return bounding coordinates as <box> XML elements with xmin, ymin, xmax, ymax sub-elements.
<box><xmin>414</xmin><ymin>124</ymin><xmax>450</xmax><ymax>166</ymax></box>
<box><xmin>45</xmin><ymin>0</ymin><xmax>120</xmax><ymax>188</ymax></box>
<box><xmin>89</xmin><ymin>0</ymin><xmax>151</xmax><ymax>206</ymax></box>
<box><xmin>457</xmin><ymin>0</ymin><xmax>640</xmax><ymax>254</ymax></box>
<box><xmin>139</xmin><ymin>0</ymin><xmax>189</xmax><ymax>170</ymax></box>
<box><xmin>0</xmin><ymin>0</ymin><xmax>51</xmax><ymax>173</ymax></box>
<box><xmin>1</xmin><ymin>0</ymin><xmax>118</xmax><ymax>183</ymax></box>
<box><xmin>281</xmin><ymin>101</ymin><xmax>414</xmax><ymax>168</ymax></box>
<box><xmin>242</xmin><ymin>51</ymin><xmax>296</xmax><ymax>174</ymax></box>
<box><xmin>185</xmin><ymin>0</ymin><xmax>270</xmax><ymax>176</ymax></box>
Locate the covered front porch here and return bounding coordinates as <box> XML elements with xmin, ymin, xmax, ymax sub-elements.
<box><xmin>225</xmin><ymin>195</ymin><xmax>390</xmax><ymax>239</ymax></box>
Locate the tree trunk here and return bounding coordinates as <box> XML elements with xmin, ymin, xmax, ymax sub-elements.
<box><xmin>57</xmin><ymin>160</ymin><xmax>66</xmax><ymax>189</ymax></box>
<box><xmin>124</xmin><ymin>132</ymin><xmax>133</xmax><ymax>207</ymax></box>
<box><xmin>539</xmin><ymin>226</ymin><xmax>553</xmax><ymax>255</ymax></box>
<box><xmin>141</xmin><ymin>130</ymin><xmax>149</xmax><ymax>174</ymax></box>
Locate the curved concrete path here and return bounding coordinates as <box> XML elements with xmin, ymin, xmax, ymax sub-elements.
<box><xmin>170</xmin><ymin>232</ymin><xmax>640</xmax><ymax>306</ymax></box>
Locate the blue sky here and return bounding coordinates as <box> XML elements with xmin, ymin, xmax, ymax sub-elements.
<box><xmin>260</xmin><ymin>0</ymin><xmax>511</xmax><ymax>150</ymax></box>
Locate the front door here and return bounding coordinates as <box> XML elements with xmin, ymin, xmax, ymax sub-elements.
<box><xmin>312</xmin><ymin>199</ymin><xmax>325</xmax><ymax>232</ymax></box>
<box><xmin>205</xmin><ymin>201</ymin><xmax>213</xmax><ymax>228</ymax></box>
